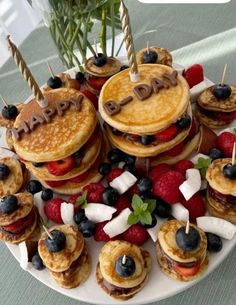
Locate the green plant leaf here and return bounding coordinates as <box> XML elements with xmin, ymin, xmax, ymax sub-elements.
<box><xmin>140</xmin><ymin>211</ymin><xmax>152</xmax><ymax>225</ymax></box>
<box><xmin>144</xmin><ymin>199</ymin><xmax>156</xmax><ymax>214</ymax></box>
<box><xmin>75</xmin><ymin>191</ymin><xmax>88</xmax><ymax>208</ymax></box>
<box><xmin>128</xmin><ymin>212</ymin><xmax>139</xmax><ymax>225</ymax></box>
<box><xmin>132</xmin><ymin>194</ymin><xmax>143</xmax><ymax>210</ymax></box>
<box><xmin>195</xmin><ymin>157</ymin><xmax>212</xmax><ymax>178</ymax></box>
<box><xmin>141</xmin><ymin>203</ymin><xmax>148</xmax><ymax>211</ymax></box>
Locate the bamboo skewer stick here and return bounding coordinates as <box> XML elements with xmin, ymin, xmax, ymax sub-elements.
<box><xmin>221</xmin><ymin>64</ymin><xmax>227</xmax><ymax>86</ymax></box>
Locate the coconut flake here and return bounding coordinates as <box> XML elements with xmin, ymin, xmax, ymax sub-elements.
<box><xmin>171</xmin><ymin>203</ymin><xmax>189</xmax><ymax>221</ymax></box>
<box><xmin>190</xmin><ymin>153</ymin><xmax>209</xmax><ymax>164</ymax></box>
<box><xmin>34</xmin><ymin>192</ymin><xmax>47</xmax><ymax>223</ymax></box>
<box><xmin>179</xmin><ymin>168</ymin><xmax>201</xmax><ymax>201</ymax></box>
<box><xmin>19</xmin><ymin>242</ymin><xmax>31</xmax><ymax>270</ymax></box>
<box><xmin>85</xmin><ymin>203</ymin><xmax>116</xmax><ymax>223</ymax></box>
<box><xmin>60</xmin><ymin>202</ymin><xmax>76</xmax><ymax>226</ymax></box>
<box><xmin>110</xmin><ymin>171</ymin><xmax>137</xmax><ymax>194</ymax></box>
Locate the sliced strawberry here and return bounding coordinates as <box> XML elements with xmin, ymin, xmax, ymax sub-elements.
<box><xmin>155</xmin><ymin>125</ymin><xmax>178</xmax><ymax>142</ymax></box>
<box><xmin>214</xmin><ymin>110</ymin><xmax>236</xmax><ymax>122</ymax></box>
<box><xmin>80</xmin><ymin>89</ymin><xmax>98</xmax><ymax>110</ymax></box>
<box><xmin>186</xmin><ymin>116</ymin><xmax>198</xmax><ymax>140</ymax></box>
<box><xmin>173</xmin><ymin>260</ymin><xmax>201</xmax><ymax>277</ymax></box>
<box><xmin>183</xmin><ymin>64</ymin><xmax>204</xmax><ymax>88</ymax></box>
<box><xmin>68</xmin><ymin>172</ymin><xmax>89</xmax><ymax>183</ymax></box>
<box><xmin>166</xmin><ymin>142</ymin><xmax>185</xmax><ymax>157</ymax></box>
<box><xmin>47</xmin><ymin>156</ymin><xmax>75</xmax><ymax>176</ymax></box>
<box><xmin>86</xmin><ymin>75</ymin><xmax>108</xmax><ymax>90</ymax></box>
<box><xmin>2</xmin><ymin>210</ymin><xmax>35</xmax><ymax>234</ymax></box>
<box><xmin>46</xmin><ymin>180</ymin><xmax>66</xmax><ymax>188</ymax></box>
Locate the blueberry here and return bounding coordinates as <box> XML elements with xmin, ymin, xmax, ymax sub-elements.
<box><xmin>32</xmin><ymin>162</ymin><xmax>44</xmax><ymax>167</ymax></box>
<box><xmin>27</xmin><ymin>180</ymin><xmax>42</xmax><ymax>195</ymax></box>
<box><xmin>72</xmin><ymin>148</ymin><xmax>84</xmax><ymax>159</ymax></box>
<box><xmin>213</xmin><ymin>84</ymin><xmax>231</xmax><ymax>100</ymax></box>
<box><xmin>0</xmin><ymin>163</ymin><xmax>10</xmax><ymax>180</ymax></box>
<box><xmin>32</xmin><ymin>252</ymin><xmax>45</xmax><ymax>270</ymax></box>
<box><xmin>140</xmin><ymin>214</ymin><xmax>157</xmax><ymax>229</ymax></box>
<box><xmin>41</xmin><ymin>188</ymin><xmax>53</xmax><ymax>201</ymax></box>
<box><xmin>137</xmin><ymin>177</ymin><xmax>153</xmax><ymax>193</ymax></box>
<box><xmin>209</xmin><ymin>148</ymin><xmax>224</xmax><ymax>160</ymax></box>
<box><xmin>108</xmin><ymin>148</ymin><xmax>124</xmax><ymax>164</ymax></box>
<box><xmin>206</xmin><ymin>232</ymin><xmax>223</xmax><ymax>252</ymax></box>
<box><xmin>123</xmin><ymin>154</ymin><xmax>136</xmax><ymax>166</ymax></box>
<box><xmin>74</xmin><ymin>209</ymin><xmax>86</xmax><ymax>225</ymax></box>
<box><xmin>98</xmin><ymin>162</ymin><xmax>111</xmax><ymax>176</ymax></box>
<box><xmin>45</xmin><ymin>230</ymin><xmax>66</xmax><ymax>252</ymax></box>
<box><xmin>78</xmin><ymin>219</ymin><xmax>96</xmax><ymax>238</ymax></box>
<box><xmin>1</xmin><ymin>105</ymin><xmax>18</xmax><ymax>120</ymax></box>
<box><xmin>120</xmin><ymin>65</ymin><xmax>129</xmax><ymax>71</ymax></box>
<box><xmin>0</xmin><ymin>195</ymin><xmax>18</xmax><ymax>214</ymax></box>
<box><xmin>102</xmin><ymin>187</ymin><xmax>119</xmax><ymax>206</ymax></box>
<box><xmin>115</xmin><ymin>255</ymin><xmax>136</xmax><ymax>277</ymax></box>
<box><xmin>176</xmin><ymin>115</ymin><xmax>191</xmax><ymax>129</ymax></box>
<box><xmin>123</xmin><ymin>163</ymin><xmax>136</xmax><ymax>175</ymax></box>
<box><xmin>111</xmin><ymin>127</ymin><xmax>123</xmax><ymax>136</ymax></box>
<box><xmin>47</xmin><ymin>76</ymin><xmax>62</xmax><ymax>89</ymax></box>
<box><xmin>75</xmin><ymin>71</ymin><xmax>85</xmax><ymax>84</ymax></box>
<box><xmin>142</xmin><ymin>50</ymin><xmax>158</xmax><ymax>64</ymax></box>
<box><xmin>154</xmin><ymin>200</ymin><xmax>172</xmax><ymax>218</ymax></box>
<box><xmin>176</xmin><ymin>226</ymin><xmax>200</xmax><ymax>251</ymax></box>
<box><xmin>140</xmin><ymin>135</ymin><xmax>154</xmax><ymax>145</ymax></box>
<box><xmin>92</xmin><ymin>53</ymin><xmax>107</xmax><ymax>67</ymax></box>
<box><xmin>223</xmin><ymin>163</ymin><xmax>236</xmax><ymax>179</ymax></box>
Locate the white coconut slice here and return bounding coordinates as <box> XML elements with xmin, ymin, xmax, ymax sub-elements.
<box><xmin>34</xmin><ymin>192</ymin><xmax>47</xmax><ymax>223</ymax></box>
<box><xmin>85</xmin><ymin>203</ymin><xmax>116</xmax><ymax>223</ymax></box>
<box><xmin>179</xmin><ymin>168</ymin><xmax>201</xmax><ymax>201</ymax></box>
<box><xmin>19</xmin><ymin>242</ymin><xmax>31</xmax><ymax>270</ymax></box>
<box><xmin>110</xmin><ymin>171</ymin><xmax>137</xmax><ymax>194</ymax></box>
<box><xmin>60</xmin><ymin>202</ymin><xmax>76</xmax><ymax>226</ymax></box>
<box><xmin>171</xmin><ymin>203</ymin><xmax>189</xmax><ymax>221</ymax></box>
<box><xmin>190</xmin><ymin>153</ymin><xmax>209</xmax><ymax>164</ymax></box>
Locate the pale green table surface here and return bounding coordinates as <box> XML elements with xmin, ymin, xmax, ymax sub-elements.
<box><xmin>0</xmin><ymin>1</ymin><xmax>236</xmax><ymax>305</ymax></box>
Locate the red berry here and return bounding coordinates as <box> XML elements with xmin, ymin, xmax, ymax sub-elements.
<box><xmin>182</xmin><ymin>193</ymin><xmax>206</xmax><ymax>222</ymax></box>
<box><xmin>47</xmin><ymin>156</ymin><xmax>74</xmax><ymax>176</ymax></box>
<box><xmin>214</xmin><ymin>110</ymin><xmax>236</xmax><ymax>123</ymax></box>
<box><xmin>166</xmin><ymin>142</ymin><xmax>185</xmax><ymax>157</ymax></box>
<box><xmin>2</xmin><ymin>210</ymin><xmax>35</xmax><ymax>234</ymax></box>
<box><xmin>149</xmin><ymin>163</ymin><xmax>172</xmax><ymax>182</ymax></box>
<box><xmin>106</xmin><ymin>168</ymin><xmax>123</xmax><ymax>183</ymax></box>
<box><xmin>155</xmin><ymin>125</ymin><xmax>178</xmax><ymax>142</ymax></box>
<box><xmin>94</xmin><ymin>221</ymin><xmax>114</xmax><ymax>242</ymax></box>
<box><xmin>183</xmin><ymin>64</ymin><xmax>204</xmax><ymax>88</ymax></box>
<box><xmin>122</xmin><ymin>224</ymin><xmax>149</xmax><ymax>246</ymax></box>
<box><xmin>217</xmin><ymin>132</ymin><xmax>236</xmax><ymax>157</ymax></box>
<box><xmin>83</xmin><ymin>182</ymin><xmax>105</xmax><ymax>203</ymax></box>
<box><xmin>187</xmin><ymin>116</ymin><xmax>198</xmax><ymax>139</ymax></box>
<box><xmin>174</xmin><ymin>160</ymin><xmax>194</xmax><ymax>177</ymax></box>
<box><xmin>153</xmin><ymin>170</ymin><xmax>185</xmax><ymax>204</ymax></box>
<box><xmin>69</xmin><ymin>192</ymin><xmax>82</xmax><ymax>204</ymax></box>
<box><xmin>80</xmin><ymin>89</ymin><xmax>98</xmax><ymax>110</ymax></box>
<box><xmin>68</xmin><ymin>172</ymin><xmax>89</xmax><ymax>183</ymax></box>
<box><xmin>44</xmin><ymin>198</ymin><xmax>65</xmax><ymax>224</ymax></box>
<box><xmin>128</xmin><ymin>183</ymin><xmax>141</xmax><ymax>197</ymax></box>
<box><xmin>86</xmin><ymin>75</ymin><xmax>108</xmax><ymax>91</ymax></box>
<box><xmin>45</xmin><ymin>180</ymin><xmax>66</xmax><ymax>188</ymax></box>
<box><xmin>114</xmin><ymin>194</ymin><xmax>132</xmax><ymax>216</ymax></box>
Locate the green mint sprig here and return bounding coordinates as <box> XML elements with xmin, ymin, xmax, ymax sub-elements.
<box><xmin>75</xmin><ymin>191</ymin><xmax>88</xmax><ymax>209</ymax></box>
<box><xmin>128</xmin><ymin>195</ymin><xmax>156</xmax><ymax>225</ymax></box>
<box><xmin>195</xmin><ymin>157</ymin><xmax>212</xmax><ymax>179</ymax></box>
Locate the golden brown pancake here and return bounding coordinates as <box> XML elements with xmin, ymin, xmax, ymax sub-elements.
<box><xmin>99</xmin><ymin>64</ymin><xmax>190</xmax><ymax>135</ymax></box>
<box><xmin>0</xmin><ymin>104</ymin><xmax>24</xmax><ymax>129</ymax></box>
<box><xmin>12</xmin><ymin>88</ymin><xmax>97</xmax><ymax>162</ymax></box>
<box><xmin>195</xmin><ymin>105</ymin><xmax>230</xmax><ymax>129</ymax></box>
<box><xmin>136</xmin><ymin>47</ymin><xmax>172</xmax><ymax>66</ymax></box>
<box><xmin>85</xmin><ymin>56</ymin><xmax>121</xmax><ymax>77</ymax></box>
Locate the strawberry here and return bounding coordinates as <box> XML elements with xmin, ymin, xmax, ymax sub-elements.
<box><xmin>2</xmin><ymin>210</ymin><xmax>35</xmax><ymax>234</ymax></box>
<box><xmin>83</xmin><ymin>182</ymin><xmax>105</xmax><ymax>203</ymax></box>
<box><xmin>122</xmin><ymin>224</ymin><xmax>149</xmax><ymax>246</ymax></box>
<box><xmin>80</xmin><ymin>89</ymin><xmax>98</xmax><ymax>110</ymax></box>
<box><xmin>68</xmin><ymin>172</ymin><xmax>89</xmax><ymax>183</ymax></box>
<box><xmin>86</xmin><ymin>75</ymin><xmax>108</xmax><ymax>91</ymax></box>
<box><xmin>217</xmin><ymin>131</ymin><xmax>236</xmax><ymax>157</ymax></box>
<box><xmin>187</xmin><ymin>116</ymin><xmax>198</xmax><ymax>139</ymax></box>
<box><xmin>106</xmin><ymin>168</ymin><xmax>123</xmax><ymax>183</ymax></box>
<box><xmin>114</xmin><ymin>194</ymin><xmax>132</xmax><ymax>216</ymax></box>
<box><xmin>149</xmin><ymin>163</ymin><xmax>172</xmax><ymax>182</ymax></box>
<box><xmin>47</xmin><ymin>156</ymin><xmax>74</xmax><ymax>176</ymax></box>
<box><xmin>173</xmin><ymin>261</ymin><xmax>201</xmax><ymax>277</ymax></box>
<box><xmin>166</xmin><ymin>142</ymin><xmax>185</xmax><ymax>157</ymax></box>
<box><xmin>45</xmin><ymin>180</ymin><xmax>66</xmax><ymax>188</ymax></box>
<box><xmin>94</xmin><ymin>221</ymin><xmax>114</xmax><ymax>242</ymax></box>
<box><xmin>44</xmin><ymin>198</ymin><xmax>65</xmax><ymax>224</ymax></box>
<box><xmin>174</xmin><ymin>159</ymin><xmax>194</xmax><ymax>177</ymax></box>
<box><xmin>155</xmin><ymin>125</ymin><xmax>178</xmax><ymax>142</ymax></box>
<box><xmin>182</xmin><ymin>193</ymin><xmax>206</xmax><ymax>222</ymax></box>
<box><xmin>153</xmin><ymin>170</ymin><xmax>185</xmax><ymax>204</ymax></box>
<box><xmin>183</xmin><ymin>64</ymin><xmax>204</xmax><ymax>88</ymax></box>
<box><xmin>214</xmin><ymin>110</ymin><xmax>236</xmax><ymax>122</ymax></box>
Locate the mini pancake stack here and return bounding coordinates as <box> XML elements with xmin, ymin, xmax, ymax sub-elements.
<box><xmin>99</xmin><ymin>64</ymin><xmax>200</xmax><ymax>161</ymax></box>
<box><xmin>206</xmin><ymin>158</ymin><xmax>236</xmax><ymax>222</ymax></box>
<box><xmin>96</xmin><ymin>240</ymin><xmax>151</xmax><ymax>300</ymax></box>
<box><xmin>195</xmin><ymin>85</ymin><xmax>236</xmax><ymax>129</ymax></box>
<box><xmin>0</xmin><ymin>192</ymin><xmax>39</xmax><ymax>244</ymax></box>
<box><xmin>11</xmin><ymin>87</ymin><xmax>108</xmax><ymax>195</ymax></box>
<box><xmin>136</xmin><ymin>46</ymin><xmax>172</xmax><ymax>66</ymax></box>
<box><xmin>38</xmin><ymin>225</ymin><xmax>90</xmax><ymax>288</ymax></box>
<box><xmin>156</xmin><ymin>220</ymin><xmax>208</xmax><ymax>282</ymax></box>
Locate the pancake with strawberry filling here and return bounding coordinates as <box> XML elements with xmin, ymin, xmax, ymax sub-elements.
<box><xmin>156</xmin><ymin>220</ymin><xmax>208</xmax><ymax>282</ymax></box>
<box><xmin>206</xmin><ymin>158</ymin><xmax>236</xmax><ymax>222</ymax></box>
<box><xmin>136</xmin><ymin>46</ymin><xmax>172</xmax><ymax>66</ymax></box>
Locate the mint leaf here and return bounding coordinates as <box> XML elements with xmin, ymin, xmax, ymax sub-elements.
<box><xmin>144</xmin><ymin>199</ymin><xmax>156</xmax><ymax>214</ymax></box>
<box><xmin>195</xmin><ymin>157</ymin><xmax>212</xmax><ymax>178</ymax></box>
<box><xmin>132</xmin><ymin>194</ymin><xmax>143</xmax><ymax>210</ymax></box>
<box><xmin>234</xmin><ymin>128</ymin><xmax>236</xmax><ymax>134</ymax></box>
<box><xmin>140</xmin><ymin>211</ymin><xmax>152</xmax><ymax>225</ymax></box>
<box><xmin>75</xmin><ymin>191</ymin><xmax>88</xmax><ymax>208</ymax></box>
<box><xmin>141</xmin><ymin>203</ymin><xmax>148</xmax><ymax>211</ymax></box>
<box><xmin>128</xmin><ymin>212</ymin><xmax>139</xmax><ymax>225</ymax></box>
<box><xmin>129</xmin><ymin>195</ymin><xmax>155</xmax><ymax>225</ymax></box>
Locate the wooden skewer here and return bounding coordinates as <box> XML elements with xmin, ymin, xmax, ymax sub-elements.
<box><xmin>122</xmin><ymin>254</ymin><xmax>126</xmax><ymax>265</ymax></box>
<box><xmin>232</xmin><ymin>142</ymin><xmax>236</xmax><ymax>166</ymax></box>
<box><xmin>146</xmin><ymin>41</ymin><xmax>150</xmax><ymax>54</ymax></box>
<box><xmin>94</xmin><ymin>39</ymin><xmax>98</xmax><ymax>57</ymax></box>
<box><xmin>0</xmin><ymin>95</ymin><xmax>8</xmax><ymax>107</ymax></box>
<box><xmin>47</xmin><ymin>62</ymin><xmax>55</xmax><ymax>78</ymax></box>
<box><xmin>221</xmin><ymin>64</ymin><xmax>227</xmax><ymax>86</ymax></box>
<box><xmin>43</xmin><ymin>225</ymin><xmax>53</xmax><ymax>239</ymax></box>
<box><xmin>185</xmin><ymin>220</ymin><xmax>190</xmax><ymax>234</ymax></box>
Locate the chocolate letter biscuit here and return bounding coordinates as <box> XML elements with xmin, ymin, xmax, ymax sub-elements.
<box><xmin>133</xmin><ymin>84</ymin><xmax>152</xmax><ymax>101</ymax></box>
<box><xmin>70</xmin><ymin>95</ymin><xmax>83</xmax><ymax>111</ymax></box>
<box><xmin>104</xmin><ymin>101</ymin><xmax>121</xmax><ymax>116</ymax></box>
<box><xmin>151</xmin><ymin>78</ymin><xmax>169</xmax><ymax>93</ymax></box>
<box><xmin>163</xmin><ymin>70</ymin><xmax>178</xmax><ymax>86</ymax></box>
<box><xmin>11</xmin><ymin>121</ymin><xmax>30</xmax><ymax>140</ymax></box>
<box><xmin>42</xmin><ymin>107</ymin><xmax>56</xmax><ymax>123</ymax></box>
<box><xmin>29</xmin><ymin>115</ymin><xmax>45</xmax><ymax>130</ymax></box>
<box><xmin>56</xmin><ymin>101</ymin><xmax>70</xmax><ymax>116</ymax></box>
<box><xmin>120</xmin><ymin>96</ymin><xmax>133</xmax><ymax>106</ymax></box>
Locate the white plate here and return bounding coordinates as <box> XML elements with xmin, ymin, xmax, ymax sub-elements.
<box><xmin>1</xmin><ymin>64</ymin><xmax>236</xmax><ymax>305</ymax></box>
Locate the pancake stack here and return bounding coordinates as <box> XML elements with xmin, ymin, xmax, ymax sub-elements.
<box><xmin>136</xmin><ymin>46</ymin><xmax>172</xmax><ymax>66</ymax></box>
<box><xmin>206</xmin><ymin>158</ymin><xmax>236</xmax><ymax>222</ymax></box>
<box><xmin>157</xmin><ymin>220</ymin><xmax>208</xmax><ymax>282</ymax></box>
<box><xmin>99</xmin><ymin>64</ymin><xmax>200</xmax><ymax>161</ymax></box>
<box><xmin>38</xmin><ymin>224</ymin><xmax>90</xmax><ymax>288</ymax></box>
<box><xmin>0</xmin><ymin>192</ymin><xmax>39</xmax><ymax>244</ymax></box>
<box><xmin>11</xmin><ymin>87</ymin><xmax>108</xmax><ymax>195</ymax></box>
<box><xmin>96</xmin><ymin>240</ymin><xmax>151</xmax><ymax>300</ymax></box>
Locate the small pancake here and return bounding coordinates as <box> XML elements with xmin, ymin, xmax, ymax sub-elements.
<box><xmin>99</xmin><ymin>64</ymin><xmax>190</xmax><ymax>134</ymax></box>
<box><xmin>49</xmin><ymin>243</ymin><xmax>91</xmax><ymax>288</ymax></box>
<box><xmin>38</xmin><ymin>225</ymin><xmax>84</xmax><ymax>272</ymax></box>
<box><xmin>206</xmin><ymin>158</ymin><xmax>236</xmax><ymax>196</ymax></box>
<box><xmin>136</xmin><ymin>47</ymin><xmax>172</xmax><ymax>66</ymax></box>
<box><xmin>85</xmin><ymin>56</ymin><xmax>121</xmax><ymax>77</ymax></box>
<box><xmin>150</xmin><ymin>130</ymin><xmax>201</xmax><ymax>166</ymax></box>
<box><xmin>206</xmin><ymin>187</ymin><xmax>236</xmax><ymax>223</ymax></box>
<box><xmin>0</xmin><ymin>157</ymin><xmax>23</xmax><ymax>197</ymax></box>
<box><xmin>0</xmin><ymin>104</ymin><xmax>24</xmax><ymax>129</ymax></box>
<box><xmin>157</xmin><ymin>220</ymin><xmax>207</xmax><ymax>263</ymax></box>
<box><xmin>13</xmin><ymin>88</ymin><xmax>97</xmax><ymax>162</ymax></box>
<box><xmin>43</xmin><ymin>73</ymin><xmax>80</xmax><ymax>92</ymax></box>
<box><xmin>195</xmin><ymin>106</ymin><xmax>230</xmax><ymax>129</ymax></box>
<box><xmin>96</xmin><ymin>248</ymin><xmax>151</xmax><ymax>300</ymax></box>
<box><xmin>197</xmin><ymin>85</ymin><xmax>236</xmax><ymax>112</ymax></box>
<box><xmin>6</xmin><ymin>128</ymin><xmax>15</xmax><ymax>151</ymax></box>
<box><xmin>156</xmin><ymin>241</ymin><xmax>208</xmax><ymax>282</ymax></box>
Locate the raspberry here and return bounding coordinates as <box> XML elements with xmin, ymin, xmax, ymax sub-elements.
<box><xmin>106</xmin><ymin>168</ymin><xmax>123</xmax><ymax>183</ymax></box>
<box><xmin>174</xmin><ymin>160</ymin><xmax>194</xmax><ymax>177</ymax></box>
<box><xmin>68</xmin><ymin>193</ymin><xmax>82</xmax><ymax>204</ymax></box>
<box><xmin>149</xmin><ymin>163</ymin><xmax>172</xmax><ymax>182</ymax></box>
<box><xmin>153</xmin><ymin>170</ymin><xmax>185</xmax><ymax>204</ymax></box>
<box><xmin>217</xmin><ymin>132</ymin><xmax>236</xmax><ymax>157</ymax></box>
<box><xmin>166</xmin><ymin>142</ymin><xmax>185</xmax><ymax>157</ymax></box>
<box><xmin>155</xmin><ymin>125</ymin><xmax>178</xmax><ymax>142</ymax></box>
<box><xmin>122</xmin><ymin>224</ymin><xmax>149</xmax><ymax>246</ymax></box>
<box><xmin>183</xmin><ymin>64</ymin><xmax>204</xmax><ymax>88</ymax></box>
<box><xmin>44</xmin><ymin>198</ymin><xmax>65</xmax><ymax>224</ymax></box>
<box><xmin>83</xmin><ymin>182</ymin><xmax>105</xmax><ymax>203</ymax></box>
<box><xmin>182</xmin><ymin>193</ymin><xmax>206</xmax><ymax>222</ymax></box>
<box><xmin>94</xmin><ymin>221</ymin><xmax>114</xmax><ymax>242</ymax></box>
<box><xmin>114</xmin><ymin>194</ymin><xmax>132</xmax><ymax>216</ymax></box>
<box><xmin>128</xmin><ymin>183</ymin><xmax>141</xmax><ymax>197</ymax></box>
